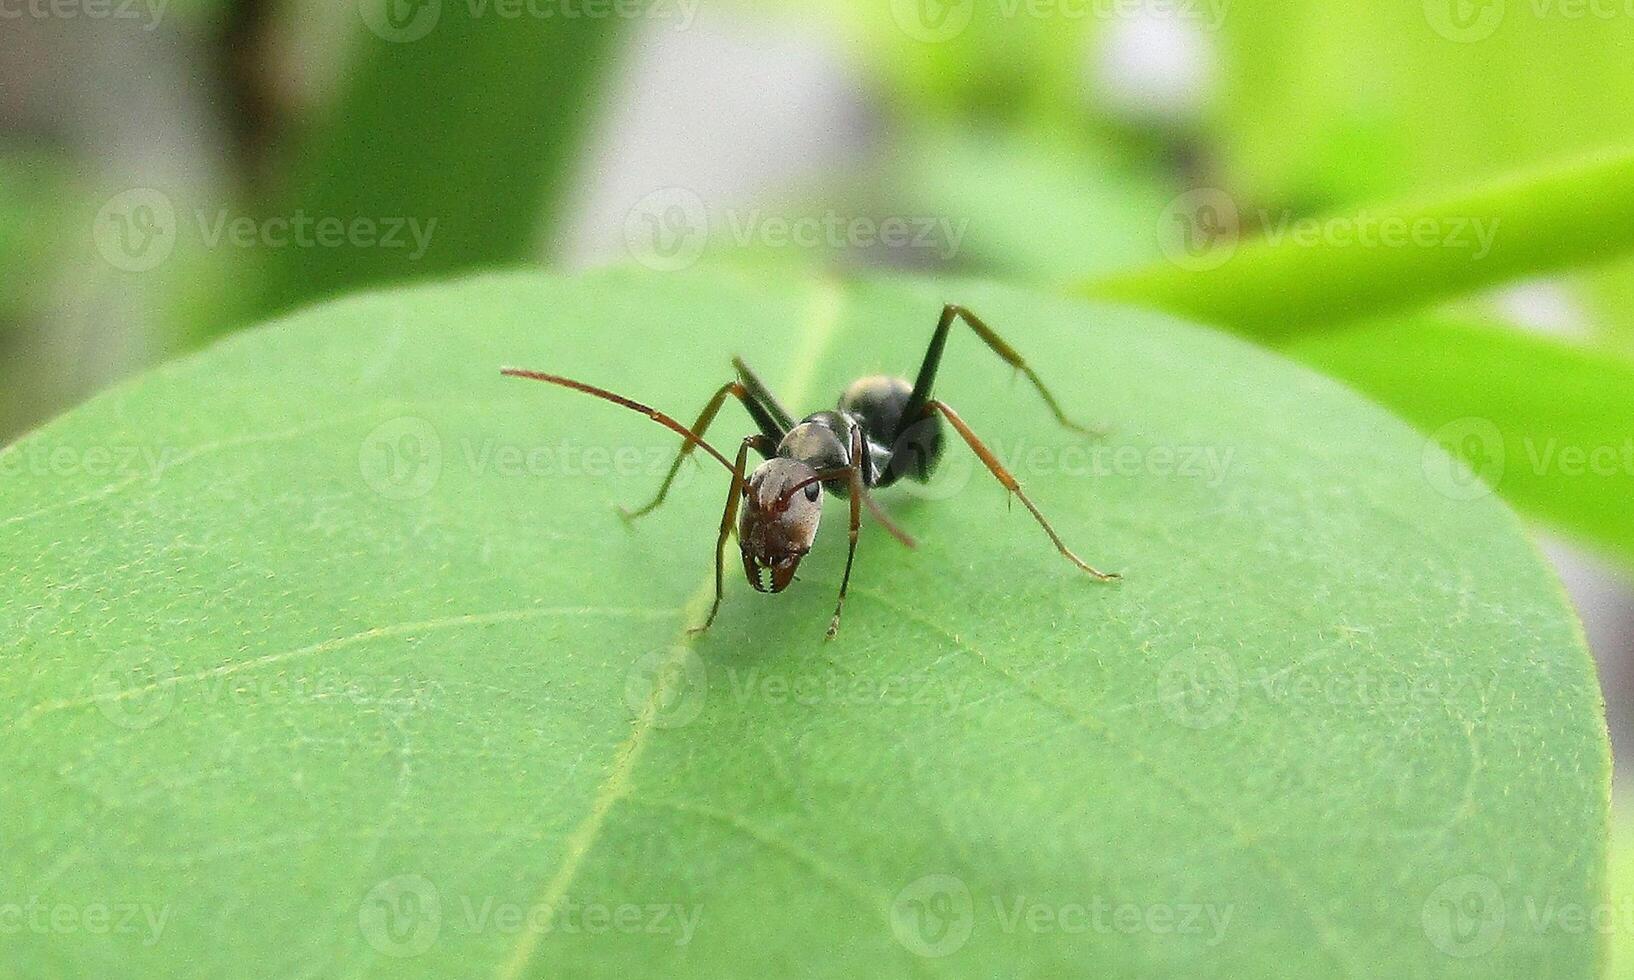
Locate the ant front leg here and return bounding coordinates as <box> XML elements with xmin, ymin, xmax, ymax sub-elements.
<box><xmin>927</xmin><ymin>400</ymin><xmax>1119</xmax><ymax>581</ymax></box>
<box><xmin>731</xmin><ymin>356</ymin><xmax>796</xmax><ymax>435</ymax></box>
<box><xmin>827</xmin><ymin>426</ymin><xmax>867</xmax><ymax>639</ymax></box>
<box><xmin>899</xmin><ymin>304</ymin><xmax>1101</xmax><ymax>442</ymax></box>
<box><xmin>622</xmin><ymin>378</ymin><xmax>784</xmax><ymax>521</ymax></box>
<box><xmin>692</xmin><ymin>435</ymin><xmax>773</xmax><ymax>635</ymax></box>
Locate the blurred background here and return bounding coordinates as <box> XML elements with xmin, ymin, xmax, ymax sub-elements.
<box><xmin>5</xmin><ymin>0</ymin><xmax>1634</xmax><ymax>787</ymax></box>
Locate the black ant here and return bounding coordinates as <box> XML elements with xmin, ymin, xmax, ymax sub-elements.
<box><xmin>502</xmin><ymin>305</ymin><xmax>1118</xmax><ymax>638</ymax></box>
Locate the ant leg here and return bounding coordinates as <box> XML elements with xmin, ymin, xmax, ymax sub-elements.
<box><xmin>861</xmin><ymin>490</ymin><xmax>916</xmax><ymax>549</ymax></box>
<box><xmin>621</xmin><ymin>380</ymin><xmax>776</xmax><ymax>521</ymax></box>
<box><xmin>926</xmin><ymin>400</ymin><xmax>1119</xmax><ymax>581</ymax></box>
<box><xmin>827</xmin><ymin>426</ymin><xmax>867</xmax><ymax>639</ymax></box>
<box><xmin>899</xmin><ymin>304</ymin><xmax>1098</xmax><ymax>442</ymax></box>
<box><xmin>732</xmin><ymin>356</ymin><xmax>796</xmax><ymax>434</ymax></box>
<box><xmin>691</xmin><ymin>435</ymin><xmax>771</xmax><ymax>635</ymax></box>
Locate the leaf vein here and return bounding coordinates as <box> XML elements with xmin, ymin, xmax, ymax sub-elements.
<box><xmin>493</xmin><ymin>278</ymin><xmax>846</xmax><ymax>980</ymax></box>
<box><xmin>852</xmin><ymin>584</ymin><xmax>1367</xmax><ymax>979</ymax></box>
<box><xmin>14</xmin><ymin>605</ymin><xmax>673</xmax><ymax>728</ymax></box>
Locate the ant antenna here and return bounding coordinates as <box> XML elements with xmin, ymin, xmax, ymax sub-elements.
<box><xmin>501</xmin><ymin>368</ymin><xmax>734</xmax><ymax>472</ymax></box>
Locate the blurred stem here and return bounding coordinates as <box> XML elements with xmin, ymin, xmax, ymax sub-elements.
<box><xmin>215</xmin><ymin>0</ymin><xmax>280</xmax><ymax>188</ymax></box>
<box><xmin>1080</xmin><ymin>146</ymin><xmax>1634</xmax><ymax>339</ymax></box>
<box><xmin>248</xmin><ymin>3</ymin><xmax>627</xmax><ymax>324</ymax></box>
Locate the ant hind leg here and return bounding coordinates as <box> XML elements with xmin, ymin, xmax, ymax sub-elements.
<box><xmin>927</xmin><ymin>399</ymin><xmax>1118</xmax><ymax>581</ymax></box>
<box><xmin>897</xmin><ymin>304</ymin><xmax>1102</xmax><ymax>443</ymax></box>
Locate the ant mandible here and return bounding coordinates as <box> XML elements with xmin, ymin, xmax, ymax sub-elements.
<box><xmin>502</xmin><ymin>304</ymin><xmax>1119</xmax><ymax>639</ymax></box>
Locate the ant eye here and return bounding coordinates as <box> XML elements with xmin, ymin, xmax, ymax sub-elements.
<box><xmin>804</xmin><ymin>484</ymin><xmax>820</xmax><ymax>502</ymax></box>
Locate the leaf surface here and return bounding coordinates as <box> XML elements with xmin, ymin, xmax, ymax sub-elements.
<box><xmin>0</xmin><ymin>269</ymin><xmax>1607</xmax><ymax>978</ymax></box>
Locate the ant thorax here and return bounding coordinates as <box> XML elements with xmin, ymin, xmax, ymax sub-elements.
<box><xmin>777</xmin><ymin>411</ymin><xmax>854</xmax><ymax>473</ymax></box>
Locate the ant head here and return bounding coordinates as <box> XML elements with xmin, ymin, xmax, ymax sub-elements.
<box><xmin>738</xmin><ymin>458</ymin><xmax>824</xmax><ymax>594</ymax></box>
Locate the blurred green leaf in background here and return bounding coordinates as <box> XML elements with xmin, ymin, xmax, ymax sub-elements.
<box><xmin>250</xmin><ymin>0</ymin><xmax>630</xmax><ymax>322</ymax></box>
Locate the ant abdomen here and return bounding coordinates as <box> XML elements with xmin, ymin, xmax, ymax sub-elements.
<box><xmin>839</xmin><ymin>375</ymin><xmax>943</xmax><ymax>487</ymax></box>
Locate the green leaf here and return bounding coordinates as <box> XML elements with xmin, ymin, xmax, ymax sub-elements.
<box><xmin>0</xmin><ymin>269</ymin><xmax>1606</xmax><ymax>977</ymax></box>
<box><xmin>1206</xmin><ymin>5</ymin><xmax>1634</xmax><ymax>350</ymax></box>
<box><xmin>1209</xmin><ymin>3</ymin><xmax>1634</xmax><ymax>210</ymax></box>
<box><xmin>1289</xmin><ymin>314</ymin><xmax>1634</xmax><ymax>569</ymax></box>
<box><xmin>1082</xmin><ymin>146</ymin><xmax>1634</xmax><ymax>340</ymax></box>
<box><xmin>889</xmin><ymin>126</ymin><xmax>1172</xmax><ymax>283</ymax></box>
<box><xmin>248</xmin><ymin>3</ymin><xmax>627</xmax><ymax>323</ymax></box>
<box><xmin>1609</xmin><ymin>802</ymin><xmax>1634</xmax><ymax>978</ymax></box>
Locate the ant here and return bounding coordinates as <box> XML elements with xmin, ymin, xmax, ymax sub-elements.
<box><xmin>502</xmin><ymin>304</ymin><xmax>1118</xmax><ymax>638</ymax></box>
